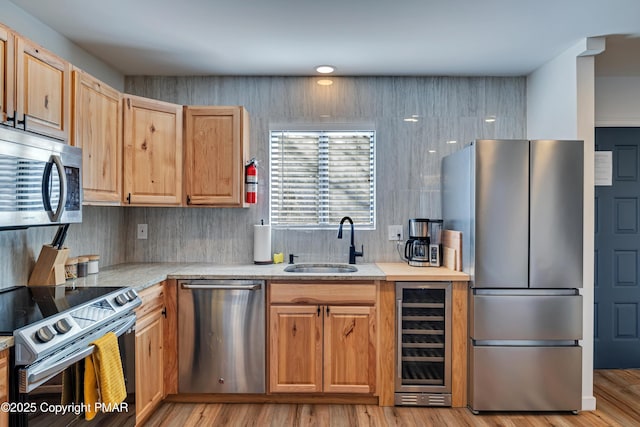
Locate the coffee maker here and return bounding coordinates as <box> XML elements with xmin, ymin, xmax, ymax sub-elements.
<box><xmin>404</xmin><ymin>219</ymin><xmax>443</xmax><ymax>267</ymax></box>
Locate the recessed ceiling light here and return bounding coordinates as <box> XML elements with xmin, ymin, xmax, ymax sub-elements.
<box><xmin>485</xmin><ymin>116</ymin><xmax>496</xmax><ymax>123</ymax></box>
<box><xmin>317</xmin><ymin>79</ymin><xmax>333</xmax><ymax>86</ymax></box>
<box><xmin>446</xmin><ymin>140</ymin><xmax>457</xmax><ymax>144</ymax></box>
<box><xmin>316</xmin><ymin>65</ymin><xmax>335</xmax><ymax>74</ymax></box>
<box><xmin>403</xmin><ymin>117</ymin><xmax>419</xmax><ymax>122</ymax></box>
<box><xmin>428</xmin><ymin>150</ymin><xmax>437</xmax><ymax>153</ymax></box>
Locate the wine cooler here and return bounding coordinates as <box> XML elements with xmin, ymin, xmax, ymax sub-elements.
<box><xmin>395</xmin><ymin>282</ymin><xmax>452</xmax><ymax>406</ymax></box>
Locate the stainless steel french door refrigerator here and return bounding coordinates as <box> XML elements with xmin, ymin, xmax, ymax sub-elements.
<box><xmin>442</xmin><ymin>139</ymin><xmax>583</xmax><ymax>412</ymax></box>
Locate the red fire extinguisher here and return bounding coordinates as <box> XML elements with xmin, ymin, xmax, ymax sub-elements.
<box><xmin>245</xmin><ymin>158</ymin><xmax>257</xmax><ymax>204</ymax></box>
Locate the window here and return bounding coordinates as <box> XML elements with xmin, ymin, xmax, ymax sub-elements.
<box><xmin>270</xmin><ymin>129</ymin><xmax>375</xmax><ymax>228</ymax></box>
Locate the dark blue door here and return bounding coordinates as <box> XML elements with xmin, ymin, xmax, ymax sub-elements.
<box><xmin>595</xmin><ymin>127</ymin><xmax>640</xmax><ymax>368</ymax></box>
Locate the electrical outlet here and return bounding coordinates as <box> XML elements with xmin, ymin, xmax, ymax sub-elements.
<box><xmin>388</xmin><ymin>225</ymin><xmax>403</xmax><ymax>241</ymax></box>
<box><xmin>137</xmin><ymin>224</ymin><xmax>148</xmax><ymax>240</ymax></box>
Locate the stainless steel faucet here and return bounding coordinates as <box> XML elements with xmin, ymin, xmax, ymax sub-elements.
<box><xmin>337</xmin><ymin>216</ymin><xmax>364</xmax><ymax>264</ymax></box>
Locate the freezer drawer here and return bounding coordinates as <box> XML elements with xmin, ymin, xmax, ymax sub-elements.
<box><xmin>470</xmin><ymin>292</ymin><xmax>582</xmax><ymax>341</ymax></box>
<box><xmin>469</xmin><ymin>344</ymin><xmax>582</xmax><ymax>412</ymax></box>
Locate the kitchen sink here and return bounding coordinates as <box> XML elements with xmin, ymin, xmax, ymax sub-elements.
<box><xmin>283</xmin><ymin>263</ymin><xmax>358</xmax><ymax>273</ymax></box>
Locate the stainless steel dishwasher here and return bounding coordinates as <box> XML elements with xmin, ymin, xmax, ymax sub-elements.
<box><xmin>178</xmin><ymin>279</ymin><xmax>265</xmax><ymax>393</ymax></box>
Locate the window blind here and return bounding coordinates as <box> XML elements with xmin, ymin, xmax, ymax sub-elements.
<box><xmin>270</xmin><ymin>130</ymin><xmax>375</xmax><ymax>228</ymax></box>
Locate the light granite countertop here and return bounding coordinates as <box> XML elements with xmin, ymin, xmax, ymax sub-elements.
<box><xmin>0</xmin><ymin>336</ymin><xmax>11</xmax><ymax>350</ymax></box>
<box><xmin>65</xmin><ymin>262</ymin><xmax>387</xmax><ymax>291</ymax></box>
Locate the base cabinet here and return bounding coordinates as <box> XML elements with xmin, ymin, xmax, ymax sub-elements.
<box><xmin>269</xmin><ymin>305</ymin><xmax>323</xmax><ymax>392</ymax></box>
<box><xmin>0</xmin><ymin>349</ymin><xmax>8</xmax><ymax>427</ymax></box>
<box><xmin>268</xmin><ymin>282</ymin><xmax>377</xmax><ymax>395</ymax></box>
<box><xmin>323</xmin><ymin>305</ymin><xmax>376</xmax><ymax>394</ymax></box>
<box><xmin>134</xmin><ymin>284</ymin><xmax>166</xmax><ymax>426</ymax></box>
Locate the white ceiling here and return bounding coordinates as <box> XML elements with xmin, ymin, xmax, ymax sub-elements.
<box><xmin>9</xmin><ymin>0</ymin><xmax>640</xmax><ymax>76</ymax></box>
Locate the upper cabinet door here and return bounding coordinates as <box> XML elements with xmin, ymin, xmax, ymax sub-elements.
<box><xmin>0</xmin><ymin>24</ymin><xmax>15</xmax><ymax>124</ymax></box>
<box><xmin>15</xmin><ymin>37</ymin><xmax>71</xmax><ymax>141</ymax></box>
<box><xmin>123</xmin><ymin>95</ymin><xmax>183</xmax><ymax>206</ymax></box>
<box><xmin>183</xmin><ymin>106</ymin><xmax>248</xmax><ymax>207</ymax></box>
<box><xmin>72</xmin><ymin>70</ymin><xmax>122</xmax><ymax>205</ymax></box>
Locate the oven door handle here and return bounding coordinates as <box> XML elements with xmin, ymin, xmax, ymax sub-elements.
<box><xmin>20</xmin><ymin>314</ymin><xmax>136</xmax><ymax>393</ymax></box>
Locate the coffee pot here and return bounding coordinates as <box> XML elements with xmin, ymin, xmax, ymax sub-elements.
<box><xmin>404</xmin><ymin>219</ymin><xmax>443</xmax><ymax>267</ymax></box>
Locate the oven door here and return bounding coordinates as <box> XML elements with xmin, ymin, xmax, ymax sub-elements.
<box><xmin>11</xmin><ymin>314</ymin><xmax>136</xmax><ymax>427</ymax></box>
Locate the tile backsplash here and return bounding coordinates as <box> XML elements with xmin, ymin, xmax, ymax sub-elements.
<box><xmin>0</xmin><ymin>206</ymin><xmax>126</xmax><ymax>289</ymax></box>
<box><xmin>0</xmin><ymin>76</ymin><xmax>526</xmax><ymax>287</ymax></box>
<box><xmin>123</xmin><ymin>76</ymin><xmax>526</xmax><ymax>265</ymax></box>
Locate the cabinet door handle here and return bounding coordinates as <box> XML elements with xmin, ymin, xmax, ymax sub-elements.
<box><xmin>326</xmin><ymin>306</ymin><xmax>330</xmax><ymax>317</ymax></box>
<box><xmin>317</xmin><ymin>306</ymin><xmax>321</xmax><ymax>317</ymax></box>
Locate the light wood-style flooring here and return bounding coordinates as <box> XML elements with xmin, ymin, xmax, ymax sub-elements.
<box><xmin>144</xmin><ymin>369</ymin><xmax>640</xmax><ymax>426</ymax></box>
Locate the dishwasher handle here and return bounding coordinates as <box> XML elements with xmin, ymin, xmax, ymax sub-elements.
<box><xmin>180</xmin><ymin>280</ymin><xmax>263</xmax><ymax>291</ymax></box>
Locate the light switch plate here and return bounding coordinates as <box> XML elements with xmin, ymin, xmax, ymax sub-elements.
<box><xmin>388</xmin><ymin>225</ymin><xmax>403</xmax><ymax>241</ymax></box>
<box><xmin>137</xmin><ymin>224</ymin><xmax>148</xmax><ymax>240</ymax></box>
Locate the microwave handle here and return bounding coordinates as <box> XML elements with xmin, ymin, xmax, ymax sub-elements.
<box><xmin>41</xmin><ymin>155</ymin><xmax>68</xmax><ymax>222</ymax></box>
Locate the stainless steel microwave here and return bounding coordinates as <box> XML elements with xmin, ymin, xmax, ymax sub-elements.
<box><xmin>0</xmin><ymin>126</ymin><xmax>82</xmax><ymax>229</ymax></box>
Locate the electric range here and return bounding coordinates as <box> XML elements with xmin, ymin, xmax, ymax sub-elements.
<box><xmin>0</xmin><ymin>285</ymin><xmax>140</xmax><ymax>391</ymax></box>
<box><xmin>1</xmin><ymin>285</ymin><xmax>141</xmax><ymax>426</ymax></box>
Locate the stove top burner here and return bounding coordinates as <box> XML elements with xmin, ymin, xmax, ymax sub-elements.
<box><xmin>0</xmin><ymin>285</ymin><xmax>126</xmax><ymax>336</ymax></box>
<box><xmin>0</xmin><ymin>287</ymin><xmax>43</xmax><ymax>334</ymax></box>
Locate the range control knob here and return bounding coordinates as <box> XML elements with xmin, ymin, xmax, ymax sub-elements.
<box><xmin>53</xmin><ymin>318</ymin><xmax>72</xmax><ymax>334</ymax></box>
<box><xmin>126</xmin><ymin>290</ymin><xmax>137</xmax><ymax>301</ymax></box>
<box><xmin>35</xmin><ymin>326</ymin><xmax>55</xmax><ymax>343</ymax></box>
<box><xmin>115</xmin><ymin>294</ymin><xmax>128</xmax><ymax>306</ymax></box>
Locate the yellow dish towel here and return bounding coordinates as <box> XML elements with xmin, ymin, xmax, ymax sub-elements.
<box><xmin>84</xmin><ymin>331</ymin><xmax>127</xmax><ymax>420</ymax></box>
<box><xmin>84</xmin><ymin>356</ymin><xmax>99</xmax><ymax>421</ymax></box>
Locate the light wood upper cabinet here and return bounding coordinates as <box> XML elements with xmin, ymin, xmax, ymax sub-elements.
<box><xmin>0</xmin><ymin>24</ymin><xmax>14</xmax><ymax>124</ymax></box>
<box><xmin>183</xmin><ymin>106</ymin><xmax>248</xmax><ymax>207</ymax></box>
<box><xmin>268</xmin><ymin>282</ymin><xmax>377</xmax><ymax>395</ymax></box>
<box><xmin>72</xmin><ymin>69</ymin><xmax>122</xmax><ymax>205</ymax></box>
<box><xmin>15</xmin><ymin>37</ymin><xmax>71</xmax><ymax>141</ymax></box>
<box><xmin>123</xmin><ymin>95</ymin><xmax>183</xmax><ymax>205</ymax></box>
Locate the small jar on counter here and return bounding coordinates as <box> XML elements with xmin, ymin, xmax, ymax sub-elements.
<box><xmin>77</xmin><ymin>257</ymin><xmax>89</xmax><ymax>278</ymax></box>
<box><xmin>85</xmin><ymin>254</ymin><xmax>100</xmax><ymax>274</ymax></box>
<box><xmin>65</xmin><ymin>257</ymin><xmax>78</xmax><ymax>280</ymax></box>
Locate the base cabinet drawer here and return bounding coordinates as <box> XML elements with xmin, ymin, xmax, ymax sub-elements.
<box><xmin>469</xmin><ymin>345</ymin><xmax>582</xmax><ymax>412</ymax></box>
